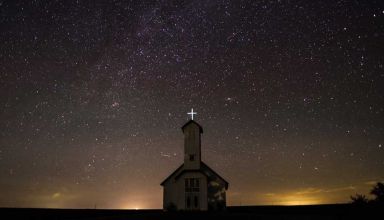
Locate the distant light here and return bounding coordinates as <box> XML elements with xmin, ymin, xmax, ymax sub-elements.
<box><xmin>120</xmin><ymin>202</ymin><xmax>144</xmax><ymax>210</ymax></box>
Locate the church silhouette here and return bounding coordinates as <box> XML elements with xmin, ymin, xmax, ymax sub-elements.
<box><xmin>161</xmin><ymin>110</ymin><xmax>229</xmax><ymax>211</ymax></box>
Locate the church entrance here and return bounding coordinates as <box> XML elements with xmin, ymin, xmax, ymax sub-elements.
<box><xmin>185</xmin><ymin>178</ymin><xmax>200</xmax><ymax>210</ymax></box>
<box><xmin>185</xmin><ymin>194</ymin><xmax>200</xmax><ymax>210</ymax></box>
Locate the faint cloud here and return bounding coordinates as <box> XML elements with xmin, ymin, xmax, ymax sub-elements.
<box><xmin>294</xmin><ymin>188</ymin><xmax>323</xmax><ymax>195</ymax></box>
<box><xmin>324</xmin><ymin>186</ymin><xmax>356</xmax><ymax>193</ymax></box>
<box><xmin>52</xmin><ymin>192</ymin><xmax>61</xmax><ymax>199</ymax></box>
<box><xmin>264</xmin><ymin>193</ymin><xmax>275</xmax><ymax>197</ymax></box>
<box><xmin>262</xmin><ymin>185</ymin><xmax>357</xmax><ymax>205</ymax></box>
<box><xmin>293</xmin><ymin>186</ymin><xmax>355</xmax><ymax>195</ymax></box>
<box><xmin>267</xmin><ymin>186</ymin><xmax>356</xmax><ymax>197</ymax></box>
<box><xmin>364</xmin><ymin>180</ymin><xmax>384</xmax><ymax>186</ymax></box>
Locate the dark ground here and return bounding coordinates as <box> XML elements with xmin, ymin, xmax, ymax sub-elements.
<box><xmin>0</xmin><ymin>204</ymin><xmax>382</xmax><ymax>220</ymax></box>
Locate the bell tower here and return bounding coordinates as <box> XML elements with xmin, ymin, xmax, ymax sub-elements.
<box><xmin>182</xmin><ymin>109</ymin><xmax>203</xmax><ymax>169</ymax></box>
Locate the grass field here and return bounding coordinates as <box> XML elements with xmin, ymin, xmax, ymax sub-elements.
<box><xmin>1</xmin><ymin>204</ymin><xmax>381</xmax><ymax>220</ymax></box>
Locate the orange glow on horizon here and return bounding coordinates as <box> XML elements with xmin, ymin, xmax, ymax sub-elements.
<box><xmin>262</xmin><ymin>191</ymin><xmax>326</xmax><ymax>206</ymax></box>
<box><xmin>119</xmin><ymin>202</ymin><xmax>146</xmax><ymax>210</ymax></box>
<box><xmin>121</xmin><ymin>205</ymin><xmax>142</xmax><ymax>210</ymax></box>
<box><xmin>271</xmin><ymin>199</ymin><xmax>323</xmax><ymax>206</ymax></box>
<box><xmin>277</xmin><ymin>194</ymin><xmax>323</xmax><ymax>205</ymax></box>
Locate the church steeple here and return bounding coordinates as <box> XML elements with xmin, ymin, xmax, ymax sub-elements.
<box><xmin>182</xmin><ymin>118</ymin><xmax>203</xmax><ymax>169</ymax></box>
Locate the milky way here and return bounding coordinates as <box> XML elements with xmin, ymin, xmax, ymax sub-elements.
<box><xmin>0</xmin><ymin>0</ymin><xmax>383</xmax><ymax>208</ymax></box>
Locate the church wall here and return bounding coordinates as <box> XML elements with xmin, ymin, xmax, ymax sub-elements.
<box><xmin>163</xmin><ymin>179</ymin><xmax>179</xmax><ymax>210</ymax></box>
<box><xmin>175</xmin><ymin>174</ymin><xmax>185</xmax><ymax>209</ymax></box>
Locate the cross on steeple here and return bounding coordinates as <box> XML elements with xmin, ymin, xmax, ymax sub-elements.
<box><xmin>187</xmin><ymin>108</ymin><xmax>197</xmax><ymax>120</ymax></box>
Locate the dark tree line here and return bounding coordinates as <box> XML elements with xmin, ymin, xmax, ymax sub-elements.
<box><xmin>351</xmin><ymin>182</ymin><xmax>384</xmax><ymax>205</ymax></box>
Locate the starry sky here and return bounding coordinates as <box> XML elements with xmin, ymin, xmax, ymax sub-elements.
<box><xmin>0</xmin><ymin>0</ymin><xmax>383</xmax><ymax>209</ymax></box>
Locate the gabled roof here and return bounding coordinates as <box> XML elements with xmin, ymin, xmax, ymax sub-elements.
<box><xmin>181</xmin><ymin>120</ymin><xmax>203</xmax><ymax>133</ymax></box>
<box><xmin>160</xmin><ymin>161</ymin><xmax>229</xmax><ymax>189</ymax></box>
<box><xmin>201</xmin><ymin>161</ymin><xmax>229</xmax><ymax>189</ymax></box>
<box><xmin>160</xmin><ymin>164</ymin><xmax>184</xmax><ymax>186</ymax></box>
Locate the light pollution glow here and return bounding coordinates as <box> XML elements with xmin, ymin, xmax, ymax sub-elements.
<box><xmin>4</xmin><ymin>181</ymin><xmax>379</xmax><ymax>209</ymax></box>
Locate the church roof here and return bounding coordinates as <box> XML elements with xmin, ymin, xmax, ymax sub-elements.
<box><xmin>181</xmin><ymin>120</ymin><xmax>203</xmax><ymax>133</ymax></box>
<box><xmin>200</xmin><ymin>161</ymin><xmax>229</xmax><ymax>189</ymax></box>
<box><xmin>160</xmin><ymin>161</ymin><xmax>229</xmax><ymax>189</ymax></box>
<box><xmin>160</xmin><ymin>164</ymin><xmax>184</xmax><ymax>186</ymax></box>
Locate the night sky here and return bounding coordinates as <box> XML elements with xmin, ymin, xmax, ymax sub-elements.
<box><xmin>1</xmin><ymin>0</ymin><xmax>383</xmax><ymax>209</ymax></box>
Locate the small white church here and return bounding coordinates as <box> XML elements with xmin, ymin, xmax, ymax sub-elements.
<box><xmin>160</xmin><ymin>109</ymin><xmax>229</xmax><ymax>211</ymax></box>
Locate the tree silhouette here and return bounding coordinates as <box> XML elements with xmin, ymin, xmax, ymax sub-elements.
<box><xmin>350</xmin><ymin>194</ymin><xmax>369</xmax><ymax>205</ymax></box>
<box><xmin>350</xmin><ymin>182</ymin><xmax>384</xmax><ymax>205</ymax></box>
<box><xmin>370</xmin><ymin>182</ymin><xmax>384</xmax><ymax>204</ymax></box>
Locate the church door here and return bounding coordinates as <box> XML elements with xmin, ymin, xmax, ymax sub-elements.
<box><xmin>185</xmin><ymin>178</ymin><xmax>200</xmax><ymax>210</ymax></box>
